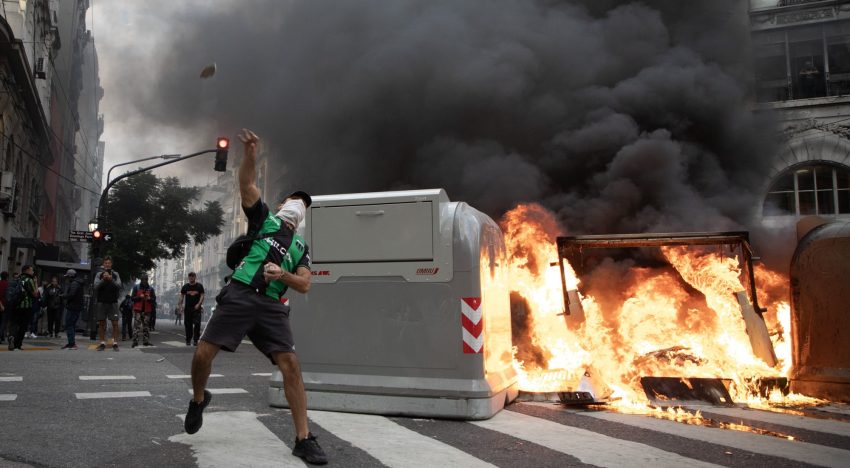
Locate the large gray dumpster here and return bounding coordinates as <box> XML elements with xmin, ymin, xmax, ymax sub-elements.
<box><xmin>269</xmin><ymin>189</ymin><xmax>518</xmax><ymax>419</ymax></box>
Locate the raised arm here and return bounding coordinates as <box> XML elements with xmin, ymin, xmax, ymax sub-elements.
<box><xmin>238</xmin><ymin>128</ymin><xmax>261</xmax><ymax>208</ymax></box>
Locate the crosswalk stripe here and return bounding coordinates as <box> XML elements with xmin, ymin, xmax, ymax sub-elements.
<box><xmin>167</xmin><ymin>374</ymin><xmax>223</xmax><ymax>379</ymax></box>
<box><xmin>0</xmin><ymin>394</ymin><xmax>17</xmax><ymax>401</ymax></box>
<box><xmin>79</xmin><ymin>375</ymin><xmax>136</xmax><ymax>381</ymax></box>
<box><xmin>573</xmin><ymin>406</ymin><xmax>850</xmax><ymax>468</ymax></box>
<box><xmin>692</xmin><ymin>406</ymin><xmax>850</xmax><ymax>437</ymax></box>
<box><xmin>251</xmin><ymin>373</ymin><xmax>272</xmax><ymax>377</ymax></box>
<box><xmin>170</xmin><ymin>411</ymin><xmax>304</xmax><ymax>467</ymax></box>
<box><xmin>163</xmin><ymin>341</ymin><xmax>192</xmax><ymax>347</ymax></box>
<box><xmin>0</xmin><ymin>377</ymin><xmax>23</xmax><ymax>382</ymax></box>
<box><xmin>187</xmin><ymin>388</ymin><xmax>248</xmax><ymax>395</ymax></box>
<box><xmin>307</xmin><ymin>410</ymin><xmax>496</xmax><ymax>467</ymax></box>
<box><xmin>472</xmin><ymin>409</ymin><xmax>721</xmax><ymax>467</ymax></box>
<box><xmin>75</xmin><ymin>391</ymin><xmax>151</xmax><ymax>399</ymax></box>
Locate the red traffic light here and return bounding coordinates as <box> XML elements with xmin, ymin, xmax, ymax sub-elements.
<box><xmin>92</xmin><ymin>229</ymin><xmax>103</xmax><ymax>240</ymax></box>
<box><xmin>217</xmin><ymin>137</ymin><xmax>229</xmax><ymax>149</ymax></box>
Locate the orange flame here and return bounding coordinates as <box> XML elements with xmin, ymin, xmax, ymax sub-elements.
<box><xmin>501</xmin><ymin>203</ymin><xmax>799</xmax><ymax>406</ymax></box>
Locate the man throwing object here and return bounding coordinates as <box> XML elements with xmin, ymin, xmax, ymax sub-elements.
<box><xmin>184</xmin><ymin>128</ymin><xmax>327</xmax><ymax>465</ymax></box>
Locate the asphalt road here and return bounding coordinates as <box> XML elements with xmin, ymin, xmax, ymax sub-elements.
<box><xmin>1</xmin><ymin>322</ymin><xmax>849</xmax><ymax>467</ymax></box>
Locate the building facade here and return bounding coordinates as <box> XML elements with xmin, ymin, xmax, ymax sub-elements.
<box><xmin>0</xmin><ymin>1</ymin><xmax>57</xmax><ymax>273</ymax></box>
<box><xmin>751</xmin><ymin>0</ymin><xmax>850</xmax><ymax>225</ymax></box>
<box><xmin>0</xmin><ymin>0</ymin><xmax>102</xmax><ymax>275</ymax></box>
<box><xmin>75</xmin><ymin>35</ymin><xmax>104</xmax><ymax>262</ymax></box>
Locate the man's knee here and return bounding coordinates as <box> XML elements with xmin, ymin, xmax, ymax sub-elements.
<box><xmin>276</xmin><ymin>352</ymin><xmax>301</xmax><ymax>375</ymax></box>
<box><xmin>193</xmin><ymin>341</ymin><xmax>219</xmax><ymax>364</ymax></box>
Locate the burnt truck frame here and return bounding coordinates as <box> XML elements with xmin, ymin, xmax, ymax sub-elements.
<box><xmin>554</xmin><ymin>231</ymin><xmax>781</xmax><ymax>406</ymax></box>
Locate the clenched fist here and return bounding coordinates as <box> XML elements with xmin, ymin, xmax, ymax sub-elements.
<box><xmin>263</xmin><ymin>262</ymin><xmax>283</xmax><ymax>283</ymax></box>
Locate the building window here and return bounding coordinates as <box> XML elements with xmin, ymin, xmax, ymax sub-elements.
<box><xmin>826</xmin><ymin>22</ymin><xmax>850</xmax><ymax>95</ymax></box>
<box><xmin>754</xmin><ymin>21</ymin><xmax>850</xmax><ymax>102</ymax></box>
<box><xmin>763</xmin><ymin>163</ymin><xmax>850</xmax><ymax>216</ymax></box>
<box><xmin>755</xmin><ymin>30</ymin><xmax>790</xmax><ymax>102</ymax></box>
<box><xmin>790</xmin><ymin>26</ymin><xmax>826</xmax><ymax>99</ymax></box>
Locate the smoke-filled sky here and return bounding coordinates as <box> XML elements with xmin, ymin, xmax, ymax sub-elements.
<box><xmin>93</xmin><ymin>0</ymin><xmax>779</xmax><ymax>239</ymax></box>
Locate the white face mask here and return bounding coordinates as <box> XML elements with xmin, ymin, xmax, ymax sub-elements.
<box><xmin>275</xmin><ymin>199</ymin><xmax>306</xmax><ymax>228</ymax></box>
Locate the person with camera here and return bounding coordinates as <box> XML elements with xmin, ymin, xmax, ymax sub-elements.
<box><xmin>94</xmin><ymin>256</ymin><xmax>123</xmax><ymax>351</ymax></box>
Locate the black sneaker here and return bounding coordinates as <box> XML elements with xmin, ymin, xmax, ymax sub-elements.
<box><xmin>96</xmin><ymin>343</ymin><xmax>106</xmax><ymax>351</ymax></box>
<box><xmin>112</xmin><ymin>343</ymin><xmax>119</xmax><ymax>352</ymax></box>
<box><xmin>184</xmin><ymin>390</ymin><xmax>211</xmax><ymax>434</ymax></box>
<box><xmin>143</xmin><ymin>342</ymin><xmax>152</xmax><ymax>346</ymax></box>
<box><xmin>292</xmin><ymin>433</ymin><xmax>328</xmax><ymax>465</ymax></box>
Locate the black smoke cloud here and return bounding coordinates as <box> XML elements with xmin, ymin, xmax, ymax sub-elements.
<box><xmin>129</xmin><ymin>0</ymin><xmax>779</xmax><ymax>248</ymax></box>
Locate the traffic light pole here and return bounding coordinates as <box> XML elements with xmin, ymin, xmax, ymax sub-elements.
<box><xmin>96</xmin><ymin>148</ymin><xmax>219</xmax><ymax>233</ymax></box>
<box><xmin>88</xmin><ymin>147</ymin><xmax>221</xmax><ymax>340</ymax></box>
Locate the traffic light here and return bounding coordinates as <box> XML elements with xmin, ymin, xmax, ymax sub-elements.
<box><xmin>92</xmin><ymin>229</ymin><xmax>104</xmax><ymax>243</ymax></box>
<box><xmin>214</xmin><ymin>137</ymin><xmax>229</xmax><ymax>172</ymax></box>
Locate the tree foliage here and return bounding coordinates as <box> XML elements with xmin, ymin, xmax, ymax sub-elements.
<box><xmin>101</xmin><ymin>172</ymin><xmax>224</xmax><ymax>280</ymax></box>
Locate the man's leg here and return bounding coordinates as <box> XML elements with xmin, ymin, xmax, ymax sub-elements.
<box><xmin>132</xmin><ymin>312</ymin><xmax>141</xmax><ymax>345</ymax></box>
<box><xmin>64</xmin><ymin>309</ymin><xmax>77</xmax><ymax>346</ymax></box>
<box><xmin>142</xmin><ymin>313</ymin><xmax>150</xmax><ymax>344</ymax></box>
<box><xmin>111</xmin><ymin>319</ymin><xmax>120</xmax><ymax>345</ymax></box>
<box><xmin>273</xmin><ymin>352</ymin><xmax>310</xmax><ymax>439</ymax></box>
<box><xmin>29</xmin><ymin>311</ymin><xmax>38</xmax><ymax>337</ymax></box>
<box><xmin>97</xmin><ymin>319</ymin><xmax>106</xmax><ymax>342</ymax></box>
<box><xmin>183</xmin><ymin>310</ymin><xmax>192</xmax><ymax>344</ymax></box>
<box><xmin>191</xmin><ymin>341</ymin><xmax>221</xmax><ymax>401</ymax></box>
<box><xmin>0</xmin><ymin>309</ymin><xmax>7</xmax><ymax>342</ymax></box>
<box><xmin>192</xmin><ymin>312</ymin><xmax>201</xmax><ymax>344</ymax></box>
<box><xmin>13</xmin><ymin>309</ymin><xmax>29</xmax><ymax>349</ymax></box>
<box><xmin>183</xmin><ymin>340</ymin><xmax>220</xmax><ymax>434</ymax></box>
<box><xmin>46</xmin><ymin>309</ymin><xmax>54</xmax><ymax>337</ymax></box>
<box><xmin>8</xmin><ymin>309</ymin><xmax>19</xmax><ymax>348</ymax></box>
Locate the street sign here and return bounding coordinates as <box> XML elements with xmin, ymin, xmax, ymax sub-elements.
<box><xmin>69</xmin><ymin>230</ymin><xmax>93</xmax><ymax>242</ymax></box>
<box><xmin>68</xmin><ymin>230</ymin><xmax>112</xmax><ymax>243</ymax></box>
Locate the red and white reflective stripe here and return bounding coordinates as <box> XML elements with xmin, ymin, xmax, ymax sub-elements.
<box><xmin>461</xmin><ymin>297</ymin><xmax>483</xmax><ymax>354</ymax></box>
<box><xmin>280</xmin><ymin>298</ymin><xmax>290</xmax><ymax>306</ymax></box>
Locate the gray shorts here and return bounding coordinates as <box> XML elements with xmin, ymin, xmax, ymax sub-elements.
<box><xmin>95</xmin><ymin>302</ymin><xmax>119</xmax><ymax>322</ymax></box>
<box><xmin>200</xmin><ymin>281</ymin><xmax>294</xmax><ymax>365</ymax></box>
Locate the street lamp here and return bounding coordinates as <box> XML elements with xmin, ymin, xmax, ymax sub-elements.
<box><xmin>106</xmin><ymin>154</ymin><xmax>181</xmax><ymax>185</ymax></box>
<box><xmin>88</xmin><ymin>219</ymin><xmax>98</xmax><ymax>232</ymax></box>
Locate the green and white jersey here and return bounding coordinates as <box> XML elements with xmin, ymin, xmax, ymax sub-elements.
<box><xmin>231</xmin><ymin>199</ymin><xmax>310</xmax><ymax>300</ymax></box>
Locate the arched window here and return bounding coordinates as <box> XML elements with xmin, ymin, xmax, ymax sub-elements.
<box><xmin>763</xmin><ymin>163</ymin><xmax>850</xmax><ymax>216</ymax></box>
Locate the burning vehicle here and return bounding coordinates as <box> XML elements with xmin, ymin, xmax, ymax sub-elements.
<box><xmin>504</xmin><ymin>204</ymin><xmax>796</xmax><ymax>409</ymax></box>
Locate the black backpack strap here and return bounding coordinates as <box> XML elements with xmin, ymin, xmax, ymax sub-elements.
<box><xmin>234</xmin><ymin>230</ymin><xmax>278</xmax><ymax>247</ymax></box>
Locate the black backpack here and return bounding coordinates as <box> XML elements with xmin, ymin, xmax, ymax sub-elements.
<box><xmin>225</xmin><ymin>232</ymin><xmax>279</xmax><ymax>270</ymax></box>
<box><xmin>5</xmin><ymin>278</ymin><xmax>24</xmax><ymax>309</ymax></box>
